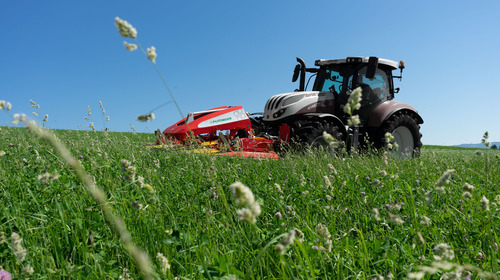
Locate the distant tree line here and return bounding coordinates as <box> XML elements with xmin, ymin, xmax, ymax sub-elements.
<box><xmin>492</xmin><ymin>144</ymin><xmax>498</xmax><ymax>149</ymax></box>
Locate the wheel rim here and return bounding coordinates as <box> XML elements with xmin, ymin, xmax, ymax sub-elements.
<box><xmin>311</xmin><ymin>136</ymin><xmax>331</xmax><ymax>151</ymax></box>
<box><xmin>392</xmin><ymin>126</ymin><xmax>414</xmax><ymax>157</ymax></box>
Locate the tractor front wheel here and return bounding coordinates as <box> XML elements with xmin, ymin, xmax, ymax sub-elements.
<box><xmin>376</xmin><ymin>112</ymin><xmax>422</xmax><ymax>157</ymax></box>
<box><xmin>294</xmin><ymin>121</ymin><xmax>345</xmax><ymax>152</ymax></box>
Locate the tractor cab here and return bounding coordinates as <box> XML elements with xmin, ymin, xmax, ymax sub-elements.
<box><xmin>310</xmin><ymin>57</ymin><xmax>402</xmax><ymax>123</ymax></box>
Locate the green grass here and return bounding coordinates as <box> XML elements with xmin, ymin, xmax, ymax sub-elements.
<box><xmin>0</xmin><ymin>127</ymin><xmax>499</xmax><ymax>279</ymax></box>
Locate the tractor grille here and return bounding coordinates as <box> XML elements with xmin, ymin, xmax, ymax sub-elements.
<box><xmin>266</xmin><ymin>95</ymin><xmax>287</xmax><ymax>111</ymax></box>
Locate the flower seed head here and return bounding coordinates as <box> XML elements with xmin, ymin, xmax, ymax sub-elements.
<box><xmin>230</xmin><ymin>182</ymin><xmax>255</xmax><ymax>206</ymax></box>
<box><xmin>462</xmin><ymin>183</ymin><xmax>474</xmax><ymax>192</ymax></box>
<box><xmin>124</xmin><ymin>41</ymin><xmax>138</xmax><ymax>51</ymax></box>
<box><xmin>147</xmin><ymin>46</ymin><xmax>157</xmax><ymax>63</ymax></box>
<box><xmin>436</xmin><ymin>169</ymin><xmax>455</xmax><ymax>186</ymax></box>
<box><xmin>137</xmin><ymin>113</ymin><xmax>155</xmax><ymax>122</ymax></box>
<box><xmin>480</xmin><ymin>196</ymin><xmax>490</xmax><ymax>211</ymax></box>
<box><xmin>347</xmin><ymin>115</ymin><xmax>361</xmax><ymax>127</ymax></box>
<box><xmin>115</xmin><ymin>17</ymin><xmax>137</xmax><ymax>39</ymax></box>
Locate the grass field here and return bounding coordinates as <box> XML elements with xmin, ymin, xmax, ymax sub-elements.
<box><xmin>0</xmin><ymin>126</ymin><xmax>499</xmax><ymax>279</ymax></box>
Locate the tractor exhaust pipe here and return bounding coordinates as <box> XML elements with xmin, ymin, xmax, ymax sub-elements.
<box><xmin>293</xmin><ymin>57</ymin><xmax>306</xmax><ymax>91</ymax></box>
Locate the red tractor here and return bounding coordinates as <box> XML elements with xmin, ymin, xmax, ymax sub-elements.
<box><xmin>158</xmin><ymin>56</ymin><xmax>423</xmax><ymax>158</ymax></box>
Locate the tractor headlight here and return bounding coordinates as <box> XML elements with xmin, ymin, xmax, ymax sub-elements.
<box><xmin>273</xmin><ymin>108</ymin><xmax>286</xmax><ymax>118</ymax></box>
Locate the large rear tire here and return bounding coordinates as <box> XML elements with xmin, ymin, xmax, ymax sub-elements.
<box><xmin>376</xmin><ymin>112</ymin><xmax>422</xmax><ymax>158</ymax></box>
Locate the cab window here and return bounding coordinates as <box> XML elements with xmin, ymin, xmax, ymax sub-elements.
<box><xmin>320</xmin><ymin>69</ymin><xmax>343</xmax><ymax>93</ymax></box>
<box><xmin>357</xmin><ymin>67</ymin><xmax>390</xmax><ymax>100</ymax></box>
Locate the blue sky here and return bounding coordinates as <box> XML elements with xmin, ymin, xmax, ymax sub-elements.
<box><xmin>1</xmin><ymin>1</ymin><xmax>499</xmax><ymax>145</ymax></box>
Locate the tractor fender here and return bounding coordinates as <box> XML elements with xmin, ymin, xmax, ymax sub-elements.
<box><xmin>302</xmin><ymin>113</ymin><xmax>347</xmax><ymax>137</ymax></box>
<box><xmin>367</xmin><ymin>101</ymin><xmax>424</xmax><ymax>128</ymax></box>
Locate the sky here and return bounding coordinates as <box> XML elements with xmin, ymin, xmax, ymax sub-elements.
<box><xmin>1</xmin><ymin>1</ymin><xmax>499</xmax><ymax>146</ymax></box>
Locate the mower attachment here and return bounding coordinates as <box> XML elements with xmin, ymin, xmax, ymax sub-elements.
<box><xmin>156</xmin><ymin>106</ymin><xmax>279</xmax><ymax>159</ymax></box>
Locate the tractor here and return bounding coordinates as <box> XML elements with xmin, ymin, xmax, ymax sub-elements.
<box><xmin>160</xmin><ymin>56</ymin><xmax>423</xmax><ymax>158</ymax></box>
<box><xmin>250</xmin><ymin>56</ymin><xmax>423</xmax><ymax>157</ymax></box>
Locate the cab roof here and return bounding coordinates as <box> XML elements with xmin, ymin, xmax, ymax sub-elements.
<box><xmin>315</xmin><ymin>57</ymin><xmax>398</xmax><ymax>70</ymax></box>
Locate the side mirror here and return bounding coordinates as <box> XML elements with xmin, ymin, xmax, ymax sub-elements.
<box><xmin>292</xmin><ymin>64</ymin><xmax>300</xmax><ymax>82</ymax></box>
<box><xmin>366</xmin><ymin>56</ymin><xmax>379</xmax><ymax>79</ymax></box>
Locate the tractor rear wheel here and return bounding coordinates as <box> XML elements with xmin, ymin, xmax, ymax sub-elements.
<box><xmin>294</xmin><ymin>121</ymin><xmax>345</xmax><ymax>153</ymax></box>
<box><xmin>376</xmin><ymin>112</ymin><xmax>422</xmax><ymax>157</ymax></box>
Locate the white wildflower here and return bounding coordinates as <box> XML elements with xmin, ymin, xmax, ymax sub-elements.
<box><xmin>480</xmin><ymin>196</ymin><xmax>489</xmax><ymax>211</ymax></box>
<box><xmin>462</xmin><ymin>183</ymin><xmax>474</xmax><ymax>192</ymax></box>
<box><xmin>250</xmin><ymin>202</ymin><xmax>261</xmax><ymax>217</ymax></box>
<box><xmin>274</xmin><ymin>230</ymin><xmax>296</xmax><ymax>255</ymax></box>
<box><xmin>124</xmin><ymin>41</ymin><xmax>138</xmax><ymax>51</ymax></box>
<box><xmin>407</xmin><ymin>271</ymin><xmax>426</xmax><ymax>280</ymax></box>
<box><xmin>419</xmin><ymin>216</ymin><xmax>431</xmax><ymax>226</ymax></box>
<box><xmin>327</xmin><ymin>163</ymin><xmax>337</xmax><ymax>175</ymax></box>
<box><xmin>388</xmin><ymin>213</ymin><xmax>404</xmax><ymax>224</ymax></box>
<box><xmin>115</xmin><ymin>17</ymin><xmax>137</xmax><ymax>39</ymax></box>
<box><xmin>37</xmin><ymin>172</ymin><xmax>59</xmax><ymax>182</ymax></box>
<box><xmin>382</xmin><ymin>151</ymin><xmax>388</xmax><ymax>166</ymax></box>
<box><xmin>434</xmin><ymin>243</ymin><xmax>455</xmax><ymax>261</ymax></box>
<box><xmin>316</xmin><ymin>224</ymin><xmax>332</xmax><ymax>251</ymax></box>
<box><xmin>120</xmin><ymin>159</ymin><xmax>136</xmax><ymax>182</ymax></box>
<box><xmin>230</xmin><ymin>182</ymin><xmax>255</xmax><ymax>206</ymax></box>
<box><xmin>462</xmin><ymin>191</ymin><xmax>473</xmax><ymax>199</ymax></box>
<box><xmin>137</xmin><ymin>113</ymin><xmax>155</xmax><ymax>122</ymax></box>
<box><xmin>274</xmin><ymin>183</ymin><xmax>283</xmax><ymax>194</ymax></box>
<box><xmin>316</xmin><ymin>224</ymin><xmax>331</xmax><ymax>240</ymax></box>
<box><xmin>347</xmin><ymin>115</ymin><xmax>361</xmax><ymax>127</ymax></box>
<box><xmin>237</xmin><ymin>208</ymin><xmax>255</xmax><ymax>223</ymax></box>
<box><xmin>384</xmin><ymin>132</ymin><xmax>394</xmax><ymax>143</ymax></box>
<box><xmin>299</xmin><ymin>174</ymin><xmax>306</xmax><ymax>186</ymax></box>
<box><xmin>373</xmin><ymin>208</ymin><xmax>380</xmax><ymax>221</ymax></box>
<box><xmin>147</xmin><ymin>46</ymin><xmax>157</xmax><ymax>63</ymax></box>
<box><xmin>481</xmin><ymin>131</ymin><xmax>490</xmax><ymax>147</ymax></box>
<box><xmin>12</xmin><ymin>113</ymin><xmax>20</xmax><ymax>125</ymax></box>
<box><xmin>22</xmin><ymin>266</ymin><xmax>34</xmax><ymax>275</ymax></box>
<box><xmin>230</xmin><ymin>182</ymin><xmax>261</xmax><ymax>223</ymax></box>
<box><xmin>417</xmin><ymin>231</ymin><xmax>425</xmax><ymax>244</ymax></box>
<box><xmin>11</xmin><ymin>232</ymin><xmax>27</xmax><ymax>262</ymax></box>
<box><xmin>436</xmin><ymin>169</ymin><xmax>455</xmax><ymax>186</ymax></box>
<box><xmin>323</xmin><ymin>175</ymin><xmax>331</xmax><ymax>188</ymax></box>
<box><xmin>99</xmin><ymin>100</ymin><xmax>106</xmax><ymax>115</ymax></box>
<box><xmin>343</xmin><ymin>87</ymin><xmax>362</xmax><ymax>115</ymax></box>
<box><xmin>157</xmin><ymin>252</ymin><xmax>170</xmax><ymax>275</ymax></box>
<box><xmin>435</xmin><ymin>186</ymin><xmax>446</xmax><ymax>194</ymax></box>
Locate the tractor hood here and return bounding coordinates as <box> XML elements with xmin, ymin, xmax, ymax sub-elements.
<box><xmin>263</xmin><ymin>91</ymin><xmax>335</xmax><ymax>122</ymax></box>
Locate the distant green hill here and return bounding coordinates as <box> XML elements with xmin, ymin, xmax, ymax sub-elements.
<box><xmin>453</xmin><ymin>142</ymin><xmax>500</xmax><ymax>149</ymax></box>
